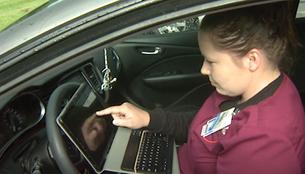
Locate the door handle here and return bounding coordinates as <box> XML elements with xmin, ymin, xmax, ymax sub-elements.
<box><xmin>140</xmin><ymin>47</ymin><xmax>162</xmax><ymax>55</ymax></box>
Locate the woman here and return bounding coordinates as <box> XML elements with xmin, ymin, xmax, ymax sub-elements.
<box><xmin>97</xmin><ymin>2</ymin><xmax>305</xmax><ymax>174</ymax></box>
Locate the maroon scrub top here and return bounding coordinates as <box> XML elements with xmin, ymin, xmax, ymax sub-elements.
<box><xmin>178</xmin><ymin>74</ymin><xmax>305</xmax><ymax>174</ymax></box>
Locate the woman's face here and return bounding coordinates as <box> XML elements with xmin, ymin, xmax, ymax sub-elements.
<box><xmin>198</xmin><ymin>33</ymin><xmax>252</xmax><ymax>97</ymax></box>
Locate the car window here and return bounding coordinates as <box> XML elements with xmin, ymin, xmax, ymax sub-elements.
<box><xmin>149</xmin><ymin>0</ymin><xmax>305</xmax><ymax>33</ymax></box>
<box><xmin>297</xmin><ymin>0</ymin><xmax>305</xmax><ymax>18</ymax></box>
<box><xmin>158</xmin><ymin>17</ymin><xmax>200</xmax><ymax>34</ymax></box>
<box><xmin>143</xmin><ymin>17</ymin><xmax>201</xmax><ymax>35</ymax></box>
<box><xmin>0</xmin><ymin>0</ymin><xmax>48</xmax><ymax>31</ymax></box>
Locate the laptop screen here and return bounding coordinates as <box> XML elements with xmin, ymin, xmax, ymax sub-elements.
<box><xmin>57</xmin><ymin>83</ymin><xmax>116</xmax><ymax>173</ymax></box>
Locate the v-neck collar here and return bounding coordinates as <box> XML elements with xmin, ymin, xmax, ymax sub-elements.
<box><xmin>219</xmin><ymin>73</ymin><xmax>283</xmax><ymax>111</ymax></box>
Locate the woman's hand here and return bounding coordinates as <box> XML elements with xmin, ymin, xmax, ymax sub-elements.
<box><xmin>96</xmin><ymin>102</ymin><xmax>150</xmax><ymax>129</ymax></box>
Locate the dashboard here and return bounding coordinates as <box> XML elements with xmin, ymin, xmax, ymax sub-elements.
<box><xmin>0</xmin><ymin>47</ymin><xmax>121</xmax><ymax>170</ymax></box>
<box><xmin>0</xmin><ymin>93</ymin><xmax>45</xmax><ymax>157</ymax></box>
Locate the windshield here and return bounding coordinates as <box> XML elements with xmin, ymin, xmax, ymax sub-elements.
<box><xmin>0</xmin><ymin>0</ymin><xmax>48</xmax><ymax>31</ymax></box>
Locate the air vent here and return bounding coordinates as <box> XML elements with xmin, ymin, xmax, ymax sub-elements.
<box><xmin>82</xmin><ymin>64</ymin><xmax>101</xmax><ymax>92</ymax></box>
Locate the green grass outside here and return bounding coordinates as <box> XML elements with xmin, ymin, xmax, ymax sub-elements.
<box><xmin>0</xmin><ymin>0</ymin><xmax>48</xmax><ymax>31</ymax></box>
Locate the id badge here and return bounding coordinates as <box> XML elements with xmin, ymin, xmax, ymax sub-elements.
<box><xmin>201</xmin><ymin>107</ymin><xmax>235</xmax><ymax>137</ymax></box>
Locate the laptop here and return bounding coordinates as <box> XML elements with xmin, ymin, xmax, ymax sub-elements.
<box><xmin>121</xmin><ymin>129</ymin><xmax>174</xmax><ymax>173</ymax></box>
<box><xmin>56</xmin><ymin>78</ymin><xmax>179</xmax><ymax>174</ymax></box>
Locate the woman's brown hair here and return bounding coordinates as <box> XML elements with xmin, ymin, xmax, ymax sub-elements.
<box><xmin>200</xmin><ymin>1</ymin><xmax>300</xmax><ymax>72</ymax></box>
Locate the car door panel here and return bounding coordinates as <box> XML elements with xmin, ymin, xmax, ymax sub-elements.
<box><xmin>114</xmin><ymin>31</ymin><xmax>213</xmax><ymax>109</ymax></box>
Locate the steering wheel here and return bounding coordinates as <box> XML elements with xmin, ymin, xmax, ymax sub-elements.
<box><xmin>46</xmin><ymin>82</ymin><xmax>80</xmax><ymax>174</ymax></box>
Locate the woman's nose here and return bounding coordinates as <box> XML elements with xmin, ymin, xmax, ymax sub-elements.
<box><xmin>201</xmin><ymin>61</ymin><xmax>210</xmax><ymax>75</ymax></box>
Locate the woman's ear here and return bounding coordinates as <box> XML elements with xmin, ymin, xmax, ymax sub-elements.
<box><xmin>244</xmin><ymin>48</ymin><xmax>261</xmax><ymax>72</ymax></box>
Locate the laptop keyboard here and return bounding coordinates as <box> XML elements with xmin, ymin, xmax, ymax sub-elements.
<box><xmin>121</xmin><ymin>129</ymin><xmax>173</xmax><ymax>174</ymax></box>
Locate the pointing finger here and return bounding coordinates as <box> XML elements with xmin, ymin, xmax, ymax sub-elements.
<box><xmin>96</xmin><ymin>106</ymin><xmax>125</xmax><ymax>116</ymax></box>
